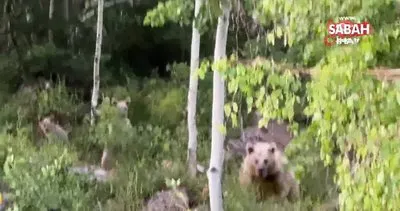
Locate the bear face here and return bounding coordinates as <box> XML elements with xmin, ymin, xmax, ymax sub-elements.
<box><xmin>39</xmin><ymin>116</ymin><xmax>56</xmax><ymax>133</ymax></box>
<box><xmin>38</xmin><ymin>116</ymin><xmax>69</xmax><ymax>141</ymax></box>
<box><xmin>245</xmin><ymin>141</ymin><xmax>285</xmax><ymax>179</ymax></box>
<box><xmin>116</xmin><ymin>100</ymin><xmax>128</xmax><ymax>112</ymax></box>
<box><xmin>240</xmin><ymin>141</ymin><xmax>298</xmax><ymax>202</ymax></box>
<box><xmin>114</xmin><ymin>100</ymin><xmax>130</xmax><ymax>117</ymax></box>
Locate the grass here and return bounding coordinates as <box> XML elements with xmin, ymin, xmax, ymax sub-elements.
<box><xmin>0</xmin><ymin>81</ymin><xmax>339</xmax><ymax>211</ymax></box>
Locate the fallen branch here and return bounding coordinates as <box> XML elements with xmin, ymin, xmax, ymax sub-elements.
<box><xmin>238</xmin><ymin>57</ymin><xmax>400</xmax><ymax>82</ymax></box>
<box><xmin>367</xmin><ymin>68</ymin><xmax>400</xmax><ymax>81</ymax></box>
<box><xmin>305</xmin><ymin>68</ymin><xmax>400</xmax><ymax>82</ymax></box>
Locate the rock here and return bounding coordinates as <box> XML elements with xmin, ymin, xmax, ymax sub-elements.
<box><xmin>143</xmin><ymin>188</ymin><xmax>189</xmax><ymax>211</ymax></box>
<box><xmin>68</xmin><ymin>165</ymin><xmax>114</xmax><ymax>182</ymax></box>
<box><xmin>196</xmin><ymin>164</ymin><xmax>205</xmax><ymax>173</ymax></box>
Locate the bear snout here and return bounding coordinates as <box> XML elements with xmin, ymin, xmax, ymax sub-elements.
<box><xmin>258</xmin><ymin>168</ymin><xmax>268</xmax><ymax>178</ymax></box>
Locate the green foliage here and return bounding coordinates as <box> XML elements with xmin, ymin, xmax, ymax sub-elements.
<box><xmin>90</xmin><ymin>92</ymin><xmax>189</xmax><ymax>160</ymax></box>
<box><xmin>37</xmin><ymin>81</ymin><xmax>83</xmax><ymax>119</ymax></box>
<box><xmin>254</xmin><ymin>0</ymin><xmax>400</xmax><ymax>65</ymax></box>
<box><xmin>126</xmin><ymin>77</ymin><xmax>187</xmax><ymax>128</ymax></box>
<box><xmin>168</xmin><ymin>62</ymin><xmax>190</xmax><ymax>82</ymax></box>
<box><xmin>143</xmin><ymin>0</ymin><xmax>194</xmax><ymax>27</ymax></box>
<box><xmin>0</xmin><ymin>95</ymin><xmax>33</xmax><ymax>130</ymax></box>
<box><xmin>303</xmin><ymin>44</ymin><xmax>400</xmax><ymax>210</ymax></box>
<box><xmin>0</xmin><ymin>54</ymin><xmax>19</xmax><ymax>93</ymax></box>
<box><xmin>24</xmin><ymin>44</ymin><xmax>93</xmax><ymax>82</ymax></box>
<box><xmin>92</xmin><ymin>97</ymin><xmax>134</xmax><ymax>148</ymax></box>
<box><xmin>3</xmin><ymin>0</ymin><xmax>400</xmax><ymax>210</ymax></box>
<box><xmin>151</xmin><ymin>88</ymin><xmax>186</xmax><ymax>126</ymax></box>
<box><xmin>4</xmin><ymin>148</ymin><xmax>88</xmax><ymax>210</ymax></box>
<box><xmin>205</xmin><ymin>0</ymin><xmax>400</xmax><ymax>210</ymax></box>
<box><xmin>144</xmin><ymin>0</ymin><xmax>221</xmax><ymax>36</ymax></box>
<box><xmin>1</xmin><ymin>126</ymin><xmax>97</xmax><ymax>210</ymax></box>
<box><xmin>201</xmin><ymin>55</ymin><xmax>302</xmax><ymax>132</ymax></box>
<box><xmin>165</xmin><ymin>178</ymin><xmax>181</xmax><ymax>189</ymax></box>
<box><xmin>217</xmin><ymin>46</ymin><xmax>400</xmax><ymax>210</ymax></box>
<box><xmin>101</xmin><ymin>86</ymin><xmax>131</xmax><ymax>101</ymax></box>
<box><xmin>100</xmin><ymin>63</ymin><xmax>204</xmax><ymax>129</ymax></box>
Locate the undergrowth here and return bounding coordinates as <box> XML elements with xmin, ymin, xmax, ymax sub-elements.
<box><xmin>0</xmin><ymin>63</ymin><xmax>337</xmax><ymax>211</ymax></box>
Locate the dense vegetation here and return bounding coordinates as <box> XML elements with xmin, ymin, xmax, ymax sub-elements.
<box><xmin>0</xmin><ymin>0</ymin><xmax>399</xmax><ymax>210</ymax></box>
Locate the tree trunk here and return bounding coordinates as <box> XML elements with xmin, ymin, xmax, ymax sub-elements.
<box><xmin>187</xmin><ymin>0</ymin><xmax>202</xmax><ymax>179</ymax></box>
<box><xmin>90</xmin><ymin>0</ymin><xmax>103</xmax><ymax>126</ymax></box>
<box><xmin>100</xmin><ymin>147</ymin><xmax>111</xmax><ymax>170</ymax></box>
<box><xmin>90</xmin><ymin>0</ymin><xmax>105</xmax><ymax>168</ymax></box>
<box><xmin>48</xmin><ymin>0</ymin><xmax>54</xmax><ymax>42</ymax></box>
<box><xmin>207</xmin><ymin>1</ymin><xmax>231</xmax><ymax>211</ymax></box>
<box><xmin>64</xmin><ymin>0</ymin><xmax>69</xmax><ymax>21</ymax></box>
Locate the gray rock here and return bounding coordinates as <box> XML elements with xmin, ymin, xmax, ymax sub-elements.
<box><xmin>68</xmin><ymin>165</ymin><xmax>112</xmax><ymax>182</ymax></box>
<box><xmin>144</xmin><ymin>188</ymin><xmax>189</xmax><ymax>211</ymax></box>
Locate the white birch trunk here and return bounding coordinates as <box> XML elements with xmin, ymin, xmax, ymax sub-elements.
<box><xmin>187</xmin><ymin>0</ymin><xmax>203</xmax><ymax>178</ymax></box>
<box><xmin>207</xmin><ymin>1</ymin><xmax>231</xmax><ymax>211</ymax></box>
<box><xmin>90</xmin><ymin>0</ymin><xmax>103</xmax><ymax>126</ymax></box>
<box><xmin>48</xmin><ymin>0</ymin><xmax>54</xmax><ymax>42</ymax></box>
<box><xmin>90</xmin><ymin>0</ymin><xmax>106</xmax><ymax>169</ymax></box>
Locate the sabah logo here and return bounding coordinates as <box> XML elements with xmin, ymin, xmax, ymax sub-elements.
<box><xmin>324</xmin><ymin>17</ymin><xmax>373</xmax><ymax>47</ymax></box>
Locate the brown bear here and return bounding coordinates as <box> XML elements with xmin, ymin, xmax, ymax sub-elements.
<box><xmin>112</xmin><ymin>97</ymin><xmax>132</xmax><ymax>127</ymax></box>
<box><xmin>38</xmin><ymin>115</ymin><xmax>69</xmax><ymax>142</ymax></box>
<box><xmin>239</xmin><ymin>141</ymin><xmax>299</xmax><ymax>202</ymax></box>
<box><xmin>113</xmin><ymin>99</ymin><xmax>130</xmax><ymax>118</ymax></box>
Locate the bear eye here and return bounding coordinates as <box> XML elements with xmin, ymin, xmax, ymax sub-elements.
<box><xmin>263</xmin><ymin>159</ymin><xmax>268</xmax><ymax>164</ymax></box>
<box><xmin>255</xmin><ymin>159</ymin><xmax>259</xmax><ymax>164</ymax></box>
<box><xmin>269</xmin><ymin>147</ymin><xmax>275</xmax><ymax>153</ymax></box>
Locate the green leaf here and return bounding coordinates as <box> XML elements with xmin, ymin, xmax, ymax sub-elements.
<box><xmin>246</xmin><ymin>97</ymin><xmax>254</xmax><ymax>112</ymax></box>
<box><xmin>396</xmin><ymin>92</ymin><xmax>400</xmax><ymax>105</ymax></box>
<box><xmin>377</xmin><ymin>171</ymin><xmax>384</xmax><ymax>184</ymax></box>
<box><xmin>224</xmin><ymin>104</ymin><xmax>232</xmax><ymax>116</ymax></box>
<box><xmin>276</xmin><ymin>26</ymin><xmax>283</xmax><ymax>38</ymax></box>
<box><xmin>217</xmin><ymin>124</ymin><xmax>227</xmax><ymax>135</ymax></box>
<box><xmin>267</xmin><ymin>32</ymin><xmax>275</xmax><ymax>44</ymax></box>
<box><xmin>231</xmin><ymin>113</ymin><xmax>238</xmax><ymax>127</ymax></box>
<box><xmin>332</xmin><ymin>122</ymin><xmax>337</xmax><ymax>133</ymax></box>
<box><xmin>232</xmin><ymin>102</ymin><xmax>238</xmax><ymax>113</ymax></box>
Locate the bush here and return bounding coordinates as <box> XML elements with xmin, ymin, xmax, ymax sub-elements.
<box><xmin>1</xmin><ymin>126</ymin><xmax>99</xmax><ymax>210</ymax></box>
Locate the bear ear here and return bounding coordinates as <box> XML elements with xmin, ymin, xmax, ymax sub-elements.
<box><xmin>111</xmin><ymin>98</ymin><xmax>118</xmax><ymax>105</ymax></box>
<box><xmin>260</xmin><ymin>126</ymin><xmax>268</xmax><ymax>133</ymax></box>
<box><xmin>125</xmin><ymin>96</ymin><xmax>131</xmax><ymax>104</ymax></box>
<box><xmin>246</xmin><ymin>142</ymin><xmax>255</xmax><ymax>154</ymax></box>
<box><xmin>47</xmin><ymin>114</ymin><xmax>55</xmax><ymax>122</ymax></box>
<box><xmin>270</xmin><ymin>147</ymin><xmax>275</xmax><ymax>153</ymax></box>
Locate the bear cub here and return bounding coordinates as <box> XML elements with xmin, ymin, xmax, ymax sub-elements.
<box><xmin>239</xmin><ymin>141</ymin><xmax>300</xmax><ymax>202</ymax></box>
